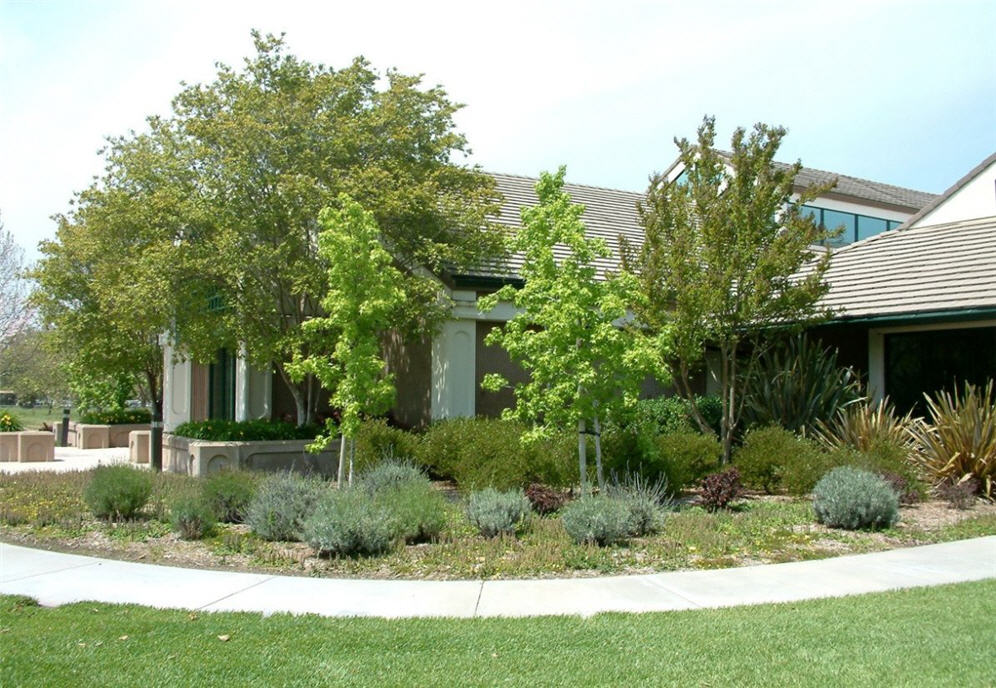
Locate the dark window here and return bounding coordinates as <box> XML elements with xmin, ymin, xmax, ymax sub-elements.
<box><xmin>885</xmin><ymin>326</ymin><xmax>996</xmax><ymax>415</ymax></box>
<box><xmin>209</xmin><ymin>348</ymin><xmax>236</xmax><ymax>421</ymax></box>
<box><xmin>802</xmin><ymin>205</ymin><xmax>903</xmax><ymax>246</ymax></box>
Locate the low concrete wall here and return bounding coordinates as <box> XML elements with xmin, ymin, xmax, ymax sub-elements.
<box><xmin>163</xmin><ymin>434</ymin><xmax>338</xmax><ymax>477</ymax></box>
<box><xmin>53</xmin><ymin>422</ymin><xmax>150</xmax><ymax>449</ymax></box>
<box><xmin>0</xmin><ymin>431</ymin><xmax>55</xmax><ymax>462</ymax></box>
<box><xmin>129</xmin><ymin>430</ymin><xmax>150</xmax><ymax>464</ymax></box>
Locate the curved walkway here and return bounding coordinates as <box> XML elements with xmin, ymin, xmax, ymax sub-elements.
<box><xmin>1</xmin><ymin>537</ymin><xmax>993</xmax><ymax>618</ymax></box>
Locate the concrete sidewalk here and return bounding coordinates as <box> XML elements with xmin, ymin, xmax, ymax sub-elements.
<box><xmin>2</xmin><ymin>537</ymin><xmax>993</xmax><ymax>618</ymax></box>
<box><xmin>0</xmin><ymin>446</ymin><xmax>131</xmax><ymax>474</ymax></box>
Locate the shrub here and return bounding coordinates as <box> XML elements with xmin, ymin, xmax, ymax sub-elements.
<box><xmin>937</xmin><ymin>478</ymin><xmax>979</xmax><ymax>510</ymax></box>
<box><xmin>561</xmin><ymin>496</ymin><xmax>632</xmax><ymax>545</ymax></box>
<box><xmin>0</xmin><ymin>411</ymin><xmax>23</xmax><ymax>432</ymax></box>
<box><xmin>417</xmin><ymin>418</ymin><xmax>574</xmax><ymax>490</ymax></box>
<box><xmin>742</xmin><ymin>334</ymin><xmax>863</xmax><ymax>434</ymax></box>
<box><xmin>359</xmin><ymin>459</ymin><xmax>427</xmax><ymax>495</ymax></box>
<box><xmin>878</xmin><ymin>471</ymin><xmax>921</xmax><ymax>506</ymax></box>
<box><xmin>812</xmin><ymin>466</ymin><xmax>899</xmax><ymax>530</ymax></box>
<box><xmin>815</xmin><ymin>398</ymin><xmax>917</xmax><ymax>453</ymax></box>
<box><xmin>699</xmin><ymin>467</ymin><xmax>742</xmax><ymax>511</ymax></box>
<box><xmin>83</xmin><ymin>465</ymin><xmax>153</xmax><ymax>520</ymax></box>
<box><xmin>353</xmin><ymin>419</ymin><xmax>420</xmax><ymax>475</ymax></box>
<box><xmin>524</xmin><ymin>483</ymin><xmax>571</xmax><ymax>515</ymax></box>
<box><xmin>634</xmin><ymin>395</ymin><xmax>722</xmax><ymax>436</ymax></box>
<box><xmin>173</xmin><ymin>419</ymin><xmax>320</xmax><ymax>442</ymax></box>
<box><xmin>170</xmin><ymin>496</ymin><xmax>216</xmax><ymax>540</ymax></box>
<box><xmin>201</xmin><ymin>470</ymin><xmax>258</xmax><ymax>523</ymax></box>
<box><xmin>301</xmin><ymin>489</ymin><xmax>396</xmax><ymax>556</ymax></box>
<box><xmin>734</xmin><ymin>425</ymin><xmax>831</xmax><ymax>495</ymax></box>
<box><xmin>379</xmin><ymin>480</ymin><xmax>447</xmax><ymax>544</ymax></box>
<box><xmin>909</xmin><ymin>381</ymin><xmax>996</xmax><ymax>498</ymax></box>
<box><xmin>605</xmin><ymin>473</ymin><xmax>669</xmax><ymax>536</ymax></box>
<box><xmin>656</xmin><ymin>431</ymin><xmax>722</xmax><ymax>494</ymax></box>
<box><xmin>79</xmin><ymin>408</ymin><xmax>152</xmax><ymax>425</ymax></box>
<box><xmin>246</xmin><ymin>473</ymin><xmax>322</xmax><ymax>542</ymax></box>
<box><xmin>466</xmin><ymin>488</ymin><xmax>531</xmax><ymax>538</ymax></box>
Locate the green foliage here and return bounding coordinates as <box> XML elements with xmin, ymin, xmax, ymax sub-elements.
<box><xmin>734</xmin><ymin>426</ymin><xmax>826</xmax><ymax>494</ymax></box>
<box><xmin>699</xmin><ymin>467</ymin><xmax>743</xmax><ymax>511</ymax></box>
<box><xmin>416</xmin><ymin>418</ymin><xmax>575</xmax><ymax>490</ymax></box>
<box><xmin>378</xmin><ymin>480</ymin><xmax>447</xmax><ymax>544</ymax></box>
<box><xmin>634</xmin><ymin>395</ymin><xmax>723</xmax><ymax>436</ymax></box>
<box><xmin>626</xmin><ymin>116</ymin><xmax>835</xmax><ymax>462</ymax></box>
<box><xmin>170</xmin><ymin>495</ymin><xmax>216</xmax><ymax>540</ymax></box>
<box><xmin>301</xmin><ymin>488</ymin><xmax>396</xmax><ymax>556</ymax></box>
<box><xmin>478</xmin><ymin>167</ymin><xmax>661</xmax><ymax>489</ymax></box>
<box><xmin>656</xmin><ymin>431</ymin><xmax>722</xmax><ymax>494</ymax></box>
<box><xmin>353</xmin><ymin>419</ymin><xmax>421</xmax><ymax>474</ymax></box>
<box><xmin>605</xmin><ymin>474</ymin><xmax>670</xmax><ymax>536</ymax></box>
<box><xmin>83</xmin><ymin>465</ymin><xmax>153</xmax><ymax>520</ymax></box>
<box><xmin>466</xmin><ymin>488</ymin><xmax>531</xmax><ymax>538</ymax></box>
<box><xmin>201</xmin><ymin>471</ymin><xmax>259</xmax><ymax>523</ymax></box>
<box><xmin>815</xmin><ymin>397</ymin><xmax>917</xmax><ymax>453</ymax></box>
<box><xmin>0</xmin><ymin>410</ymin><xmax>23</xmax><ymax>432</ymax></box>
<box><xmin>246</xmin><ymin>473</ymin><xmax>323</xmax><ymax>542</ymax></box>
<box><xmin>909</xmin><ymin>381</ymin><xmax>996</xmax><ymax>498</ymax></box>
<box><xmin>359</xmin><ymin>459</ymin><xmax>429</xmax><ymax>495</ymax></box>
<box><xmin>812</xmin><ymin>466</ymin><xmax>899</xmax><ymax>530</ymax></box>
<box><xmin>561</xmin><ymin>496</ymin><xmax>632</xmax><ymax>545</ymax></box>
<box><xmin>173</xmin><ymin>419</ymin><xmax>320</xmax><ymax>442</ymax></box>
<box><xmin>79</xmin><ymin>408</ymin><xmax>151</xmax><ymax>425</ymax></box>
<box><xmin>742</xmin><ymin>334</ymin><xmax>863</xmax><ymax>433</ymax></box>
<box><xmin>288</xmin><ymin>196</ymin><xmax>413</xmax><ymax>462</ymax></box>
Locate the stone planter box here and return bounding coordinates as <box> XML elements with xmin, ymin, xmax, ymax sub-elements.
<box><xmin>163</xmin><ymin>434</ymin><xmax>338</xmax><ymax>477</ymax></box>
<box><xmin>0</xmin><ymin>431</ymin><xmax>55</xmax><ymax>462</ymax></box>
<box><xmin>0</xmin><ymin>432</ymin><xmax>18</xmax><ymax>461</ymax></box>
<box><xmin>18</xmin><ymin>431</ymin><xmax>54</xmax><ymax>462</ymax></box>
<box><xmin>53</xmin><ymin>422</ymin><xmax>150</xmax><ymax>449</ymax></box>
<box><xmin>129</xmin><ymin>430</ymin><xmax>150</xmax><ymax>464</ymax></box>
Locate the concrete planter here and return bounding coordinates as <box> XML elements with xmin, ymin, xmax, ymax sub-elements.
<box><xmin>129</xmin><ymin>430</ymin><xmax>150</xmax><ymax>464</ymax></box>
<box><xmin>53</xmin><ymin>422</ymin><xmax>151</xmax><ymax>449</ymax></box>
<box><xmin>0</xmin><ymin>432</ymin><xmax>18</xmax><ymax>461</ymax></box>
<box><xmin>163</xmin><ymin>433</ymin><xmax>338</xmax><ymax>477</ymax></box>
<box><xmin>0</xmin><ymin>431</ymin><xmax>55</xmax><ymax>462</ymax></box>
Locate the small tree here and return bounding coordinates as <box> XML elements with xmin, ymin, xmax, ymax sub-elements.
<box><xmin>287</xmin><ymin>195</ymin><xmax>412</xmax><ymax>487</ymax></box>
<box><xmin>624</xmin><ymin>116</ymin><xmax>835</xmax><ymax>463</ymax></box>
<box><xmin>479</xmin><ymin>168</ymin><xmax>660</xmax><ymax>492</ymax></box>
<box><xmin>0</xmin><ymin>213</ymin><xmax>32</xmax><ymax>359</ymax></box>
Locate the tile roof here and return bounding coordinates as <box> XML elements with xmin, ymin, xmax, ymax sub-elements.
<box><xmin>815</xmin><ymin>215</ymin><xmax>996</xmax><ymax>320</ymax></box>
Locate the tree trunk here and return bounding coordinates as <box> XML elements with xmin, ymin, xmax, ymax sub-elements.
<box><xmin>348</xmin><ymin>436</ymin><xmax>356</xmax><ymax>487</ymax></box>
<box><xmin>593</xmin><ymin>414</ymin><xmax>605</xmax><ymax>491</ymax></box>
<box><xmin>577</xmin><ymin>417</ymin><xmax>588</xmax><ymax>494</ymax></box>
<box><xmin>337</xmin><ymin>432</ymin><xmax>347</xmax><ymax>488</ymax></box>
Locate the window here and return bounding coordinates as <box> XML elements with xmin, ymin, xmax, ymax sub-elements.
<box><xmin>208</xmin><ymin>348</ymin><xmax>236</xmax><ymax>421</ymax></box>
<box><xmin>801</xmin><ymin>205</ymin><xmax>903</xmax><ymax>245</ymax></box>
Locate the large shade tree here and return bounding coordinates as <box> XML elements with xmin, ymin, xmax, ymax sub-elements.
<box><xmin>31</xmin><ymin>31</ymin><xmax>505</xmax><ymax>432</ymax></box>
<box><xmin>0</xmin><ymin>213</ymin><xmax>32</xmax><ymax>360</ymax></box>
<box><xmin>624</xmin><ymin>117</ymin><xmax>835</xmax><ymax>463</ymax></box>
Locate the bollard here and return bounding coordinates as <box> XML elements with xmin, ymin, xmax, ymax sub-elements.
<box><xmin>60</xmin><ymin>408</ymin><xmax>70</xmax><ymax>447</ymax></box>
<box><xmin>150</xmin><ymin>408</ymin><xmax>163</xmax><ymax>472</ymax></box>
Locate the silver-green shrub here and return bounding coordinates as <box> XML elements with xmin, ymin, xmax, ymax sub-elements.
<box><xmin>301</xmin><ymin>489</ymin><xmax>396</xmax><ymax>556</ymax></box>
<box><xmin>561</xmin><ymin>495</ymin><xmax>632</xmax><ymax>545</ymax></box>
<box><xmin>360</xmin><ymin>458</ymin><xmax>429</xmax><ymax>495</ymax></box>
<box><xmin>466</xmin><ymin>488</ymin><xmax>531</xmax><ymax>537</ymax></box>
<box><xmin>246</xmin><ymin>473</ymin><xmax>322</xmax><ymax>542</ymax></box>
<box><xmin>379</xmin><ymin>480</ymin><xmax>447</xmax><ymax>544</ymax></box>
<box><xmin>605</xmin><ymin>473</ymin><xmax>670</xmax><ymax>536</ymax></box>
<box><xmin>170</xmin><ymin>495</ymin><xmax>216</xmax><ymax>540</ymax></box>
<box><xmin>83</xmin><ymin>465</ymin><xmax>153</xmax><ymax>520</ymax></box>
<box><xmin>812</xmin><ymin>466</ymin><xmax>899</xmax><ymax>530</ymax></box>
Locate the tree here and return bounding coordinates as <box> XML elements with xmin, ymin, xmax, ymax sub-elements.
<box><xmin>624</xmin><ymin>116</ymin><xmax>835</xmax><ymax>463</ymax></box>
<box><xmin>0</xmin><ymin>328</ymin><xmax>70</xmax><ymax>408</ymax></box>
<box><xmin>479</xmin><ymin>168</ymin><xmax>659</xmax><ymax>492</ymax></box>
<box><xmin>287</xmin><ymin>195</ymin><xmax>413</xmax><ymax>487</ymax></box>
<box><xmin>167</xmin><ymin>31</ymin><xmax>503</xmax><ymax>425</ymax></box>
<box><xmin>0</xmin><ymin>213</ymin><xmax>32</xmax><ymax>360</ymax></box>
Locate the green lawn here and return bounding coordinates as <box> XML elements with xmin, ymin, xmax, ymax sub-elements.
<box><xmin>0</xmin><ymin>404</ymin><xmax>74</xmax><ymax>430</ymax></box>
<box><xmin>2</xmin><ymin>580</ymin><xmax>993</xmax><ymax>686</ymax></box>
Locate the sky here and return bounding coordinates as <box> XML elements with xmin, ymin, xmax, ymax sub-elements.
<box><xmin>1</xmin><ymin>0</ymin><xmax>994</xmax><ymax>262</ymax></box>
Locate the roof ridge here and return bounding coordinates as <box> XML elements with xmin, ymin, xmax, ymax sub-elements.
<box><xmin>488</xmin><ymin>171</ymin><xmax>645</xmax><ymax>197</ymax></box>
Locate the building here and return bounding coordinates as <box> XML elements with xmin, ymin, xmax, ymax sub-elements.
<box><xmin>162</xmin><ymin>159</ymin><xmax>942</xmax><ymax>432</ymax></box>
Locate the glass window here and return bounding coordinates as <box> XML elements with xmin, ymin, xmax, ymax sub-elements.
<box><xmin>857</xmin><ymin>215</ymin><xmax>888</xmax><ymax>240</ymax></box>
<box><xmin>887</xmin><ymin>220</ymin><xmax>902</xmax><ymax>230</ymax></box>
<box><xmin>822</xmin><ymin>209</ymin><xmax>856</xmax><ymax>243</ymax></box>
<box><xmin>800</xmin><ymin>205</ymin><xmax>821</xmax><ymax>224</ymax></box>
<box><xmin>209</xmin><ymin>348</ymin><xmax>236</xmax><ymax>421</ymax></box>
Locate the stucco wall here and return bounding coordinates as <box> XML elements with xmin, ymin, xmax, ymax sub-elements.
<box><xmin>385</xmin><ymin>330</ymin><xmax>432</xmax><ymax>429</ymax></box>
<box><xmin>475</xmin><ymin>321</ymin><xmax>530</xmax><ymax>418</ymax></box>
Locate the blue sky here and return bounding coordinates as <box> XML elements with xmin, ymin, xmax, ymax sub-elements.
<box><xmin>1</xmin><ymin>0</ymin><xmax>994</xmax><ymax>261</ymax></box>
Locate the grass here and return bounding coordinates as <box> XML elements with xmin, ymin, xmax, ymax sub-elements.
<box><xmin>0</xmin><ymin>404</ymin><xmax>75</xmax><ymax>431</ymax></box>
<box><xmin>2</xmin><ymin>469</ymin><xmax>995</xmax><ymax>579</ymax></box>
<box><xmin>1</xmin><ymin>580</ymin><xmax>994</xmax><ymax>686</ymax></box>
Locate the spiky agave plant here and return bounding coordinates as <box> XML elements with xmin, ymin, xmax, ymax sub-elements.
<box><xmin>815</xmin><ymin>397</ymin><xmax>918</xmax><ymax>452</ymax></box>
<box><xmin>908</xmin><ymin>381</ymin><xmax>996</xmax><ymax>499</ymax></box>
<box><xmin>742</xmin><ymin>334</ymin><xmax>863</xmax><ymax>435</ymax></box>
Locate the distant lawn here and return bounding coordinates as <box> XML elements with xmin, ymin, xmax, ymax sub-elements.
<box><xmin>2</xmin><ymin>580</ymin><xmax>993</xmax><ymax>686</ymax></box>
<box><xmin>0</xmin><ymin>404</ymin><xmax>74</xmax><ymax>430</ymax></box>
